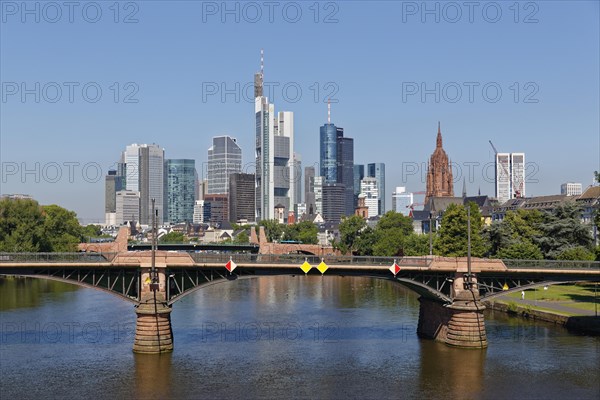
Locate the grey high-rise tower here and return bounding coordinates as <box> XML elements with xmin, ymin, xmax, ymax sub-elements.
<box><xmin>254</xmin><ymin>50</ymin><xmax>295</xmax><ymax>221</ymax></box>
<box><xmin>207</xmin><ymin>135</ymin><xmax>242</xmax><ymax>195</ymax></box>
<box><xmin>336</xmin><ymin>128</ymin><xmax>354</xmax><ymax>216</ymax></box>
<box><xmin>123</xmin><ymin>143</ymin><xmax>165</xmax><ymax>224</ymax></box>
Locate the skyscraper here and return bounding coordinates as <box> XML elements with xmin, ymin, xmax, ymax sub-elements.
<box><xmin>360</xmin><ymin>177</ymin><xmax>379</xmax><ymax>218</ymax></box>
<box><xmin>123</xmin><ymin>143</ymin><xmax>165</xmax><ymax>224</ymax></box>
<box><xmin>322</xmin><ymin>183</ymin><xmax>346</xmax><ymax>224</ymax></box>
<box><xmin>254</xmin><ymin>50</ymin><xmax>295</xmax><ymax>221</ymax></box>
<box><xmin>115</xmin><ymin>190</ymin><xmax>140</xmax><ymax>224</ymax></box>
<box><xmin>104</xmin><ymin>169</ymin><xmax>125</xmax><ymax>226</ymax></box>
<box><xmin>166</xmin><ymin>159</ymin><xmax>196</xmax><ymax>223</ymax></box>
<box><xmin>353</xmin><ymin>164</ymin><xmax>365</xmax><ymax>208</ymax></box>
<box><xmin>207</xmin><ymin>135</ymin><xmax>242</xmax><ymax>195</ymax></box>
<box><xmin>337</xmin><ymin>128</ymin><xmax>354</xmax><ymax>216</ymax></box>
<box><xmin>392</xmin><ymin>187</ymin><xmax>414</xmax><ymax>216</ymax></box>
<box><xmin>367</xmin><ymin>162</ymin><xmax>385</xmax><ymax>215</ymax></box>
<box><xmin>229</xmin><ymin>173</ymin><xmax>256</xmax><ymax>223</ymax></box>
<box><xmin>320</xmin><ymin>123</ymin><xmax>337</xmax><ymax>183</ymax></box>
<box><xmin>292</xmin><ymin>153</ymin><xmax>302</xmax><ymax>206</ymax></box>
<box><xmin>495</xmin><ymin>152</ymin><xmax>526</xmax><ymax>204</ymax></box>
<box><xmin>425</xmin><ymin>123</ymin><xmax>453</xmax><ymax>204</ymax></box>
<box><xmin>304</xmin><ymin>166</ymin><xmax>316</xmax><ymax>214</ymax></box>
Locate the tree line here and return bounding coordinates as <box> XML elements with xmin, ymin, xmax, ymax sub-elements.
<box><xmin>0</xmin><ymin>198</ymin><xmax>102</xmax><ymax>252</ymax></box>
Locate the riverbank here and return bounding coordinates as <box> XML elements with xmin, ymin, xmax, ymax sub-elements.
<box><xmin>483</xmin><ymin>284</ymin><xmax>600</xmax><ymax>335</ymax></box>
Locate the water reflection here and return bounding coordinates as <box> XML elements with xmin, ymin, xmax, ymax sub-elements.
<box><xmin>0</xmin><ymin>277</ymin><xmax>78</xmax><ymax>311</ymax></box>
<box><xmin>418</xmin><ymin>341</ymin><xmax>486</xmax><ymax>399</ymax></box>
<box><xmin>134</xmin><ymin>353</ymin><xmax>173</xmax><ymax>400</ymax></box>
<box><xmin>1</xmin><ymin>275</ymin><xmax>598</xmax><ymax>399</ymax></box>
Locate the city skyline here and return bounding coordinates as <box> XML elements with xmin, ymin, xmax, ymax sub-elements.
<box><xmin>1</xmin><ymin>2</ymin><xmax>598</xmax><ymax>222</ymax></box>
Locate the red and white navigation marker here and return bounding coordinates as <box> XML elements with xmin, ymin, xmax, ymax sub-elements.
<box><xmin>225</xmin><ymin>257</ymin><xmax>237</xmax><ymax>273</ymax></box>
<box><xmin>389</xmin><ymin>259</ymin><xmax>400</xmax><ymax>276</ymax></box>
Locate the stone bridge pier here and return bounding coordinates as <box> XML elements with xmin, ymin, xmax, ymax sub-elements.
<box><xmin>417</xmin><ymin>273</ymin><xmax>488</xmax><ymax>348</ymax></box>
<box><xmin>133</xmin><ymin>265</ymin><xmax>173</xmax><ymax>354</ymax></box>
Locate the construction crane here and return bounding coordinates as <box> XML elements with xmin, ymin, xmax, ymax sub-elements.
<box><xmin>489</xmin><ymin>140</ymin><xmax>522</xmax><ymax>199</ymax></box>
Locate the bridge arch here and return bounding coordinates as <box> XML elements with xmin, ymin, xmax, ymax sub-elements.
<box><xmin>165</xmin><ymin>272</ymin><xmax>452</xmax><ymax>306</ymax></box>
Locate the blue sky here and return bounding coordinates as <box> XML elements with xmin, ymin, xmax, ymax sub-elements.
<box><xmin>1</xmin><ymin>0</ymin><xmax>599</xmax><ymax>222</ymax></box>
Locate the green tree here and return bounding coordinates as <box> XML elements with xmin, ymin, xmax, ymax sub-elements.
<box><xmin>0</xmin><ymin>198</ymin><xmax>48</xmax><ymax>252</ymax></box>
<box><xmin>259</xmin><ymin>219</ymin><xmax>284</xmax><ymax>242</ymax></box>
<box><xmin>535</xmin><ymin>202</ymin><xmax>593</xmax><ymax>259</ymax></box>
<box><xmin>159</xmin><ymin>231</ymin><xmax>186</xmax><ymax>243</ymax></box>
<box><xmin>41</xmin><ymin>204</ymin><xmax>83</xmax><ymax>252</ymax></box>
<box><xmin>496</xmin><ymin>241</ymin><xmax>543</xmax><ymax>260</ymax></box>
<box><xmin>81</xmin><ymin>224</ymin><xmax>102</xmax><ymax>240</ymax></box>
<box><xmin>376</xmin><ymin>211</ymin><xmax>414</xmax><ymax>236</ymax></box>
<box><xmin>434</xmin><ymin>203</ymin><xmax>486</xmax><ymax>257</ymax></box>
<box><xmin>354</xmin><ymin>227</ymin><xmax>378</xmax><ymax>256</ymax></box>
<box><xmin>368</xmin><ymin>211</ymin><xmax>415</xmax><ymax>256</ymax></box>
<box><xmin>372</xmin><ymin>229</ymin><xmax>405</xmax><ymax>256</ymax></box>
<box><xmin>402</xmin><ymin>234</ymin><xmax>431</xmax><ymax>256</ymax></box>
<box><xmin>556</xmin><ymin>246</ymin><xmax>595</xmax><ymax>261</ymax></box>
<box><xmin>337</xmin><ymin>215</ymin><xmax>367</xmax><ymax>254</ymax></box>
<box><xmin>233</xmin><ymin>231</ymin><xmax>249</xmax><ymax>244</ymax></box>
<box><xmin>282</xmin><ymin>221</ymin><xmax>318</xmax><ymax>244</ymax></box>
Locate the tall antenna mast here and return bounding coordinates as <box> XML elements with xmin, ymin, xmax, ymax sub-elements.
<box><xmin>327</xmin><ymin>98</ymin><xmax>331</xmax><ymax>124</ymax></box>
<box><xmin>260</xmin><ymin>48</ymin><xmax>264</xmax><ymax>78</ymax></box>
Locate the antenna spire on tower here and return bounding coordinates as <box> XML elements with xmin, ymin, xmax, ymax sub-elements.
<box><xmin>327</xmin><ymin>98</ymin><xmax>331</xmax><ymax>124</ymax></box>
<box><xmin>260</xmin><ymin>48</ymin><xmax>264</xmax><ymax>77</ymax></box>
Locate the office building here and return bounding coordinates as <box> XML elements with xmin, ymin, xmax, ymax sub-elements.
<box><xmin>561</xmin><ymin>182</ymin><xmax>583</xmax><ymax>196</ymax></box>
<box><xmin>166</xmin><ymin>159</ymin><xmax>196</xmax><ymax>223</ymax></box>
<box><xmin>322</xmin><ymin>183</ymin><xmax>346</xmax><ymax>224</ymax></box>
<box><xmin>229</xmin><ymin>173</ymin><xmax>256</xmax><ymax>223</ymax></box>
<box><xmin>204</xmin><ymin>194</ymin><xmax>228</xmax><ymax>225</ymax></box>
<box><xmin>292</xmin><ymin>153</ymin><xmax>303</xmax><ymax>206</ymax></box>
<box><xmin>254</xmin><ymin>51</ymin><xmax>295</xmax><ymax>221</ymax></box>
<box><xmin>336</xmin><ymin>128</ymin><xmax>354</xmax><ymax>216</ymax></box>
<box><xmin>115</xmin><ymin>190</ymin><xmax>140</xmax><ymax>225</ymax></box>
<box><xmin>104</xmin><ymin>169</ymin><xmax>125</xmax><ymax>226</ymax></box>
<box><xmin>392</xmin><ymin>187</ymin><xmax>414</xmax><ymax>216</ymax></box>
<box><xmin>495</xmin><ymin>152</ymin><xmax>526</xmax><ymax>205</ymax></box>
<box><xmin>304</xmin><ymin>166</ymin><xmax>316</xmax><ymax>215</ymax></box>
<box><xmin>367</xmin><ymin>163</ymin><xmax>385</xmax><ymax>215</ymax></box>
<box><xmin>353</xmin><ymin>164</ymin><xmax>365</xmax><ymax>208</ymax></box>
<box><xmin>360</xmin><ymin>177</ymin><xmax>379</xmax><ymax>218</ymax></box>
<box><xmin>123</xmin><ymin>143</ymin><xmax>165</xmax><ymax>224</ymax></box>
<box><xmin>314</xmin><ymin>176</ymin><xmax>324</xmax><ymax>215</ymax></box>
<box><xmin>207</xmin><ymin>135</ymin><xmax>242</xmax><ymax>195</ymax></box>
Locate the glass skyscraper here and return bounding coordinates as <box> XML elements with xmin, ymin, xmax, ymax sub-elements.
<box><xmin>166</xmin><ymin>159</ymin><xmax>196</xmax><ymax>223</ymax></box>
<box><xmin>320</xmin><ymin>123</ymin><xmax>338</xmax><ymax>183</ymax></box>
<box><xmin>207</xmin><ymin>136</ymin><xmax>242</xmax><ymax>195</ymax></box>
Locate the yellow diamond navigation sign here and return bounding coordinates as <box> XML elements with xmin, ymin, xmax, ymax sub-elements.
<box><xmin>300</xmin><ymin>261</ymin><xmax>312</xmax><ymax>274</ymax></box>
<box><xmin>317</xmin><ymin>260</ymin><xmax>329</xmax><ymax>274</ymax></box>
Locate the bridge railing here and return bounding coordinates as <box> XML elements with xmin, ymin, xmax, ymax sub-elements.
<box><xmin>503</xmin><ymin>259</ymin><xmax>600</xmax><ymax>270</ymax></box>
<box><xmin>189</xmin><ymin>253</ymin><xmax>431</xmax><ymax>267</ymax></box>
<box><xmin>0</xmin><ymin>252</ymin><xmax>117</xmax><ymax>263</ymax></box>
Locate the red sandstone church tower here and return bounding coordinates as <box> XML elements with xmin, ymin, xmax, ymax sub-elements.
<box><xmin>425</xmin><ymin>123</ymin><xmax>454</xmax><ymax>203</ymax></box>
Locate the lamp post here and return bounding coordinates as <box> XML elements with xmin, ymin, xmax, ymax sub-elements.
<box><xmin>151</xmin><ymin>198</ymin><xmax>158</xmax><ymax>292</ymax></box>
<box><xmin>429</xmin><ymin>212</ymin><xmax>433</xmax><ymax>256</ymax></box>
<box><xmin>466</xmin><ymin>205</ymin><xmax>472</xmax><ymax>290</ymax></box>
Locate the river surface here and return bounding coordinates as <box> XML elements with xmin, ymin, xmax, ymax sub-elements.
<box><xmin>0</xmin><ymin>276</ymin><xmax>598</xmax><ymax>399</ymax></box>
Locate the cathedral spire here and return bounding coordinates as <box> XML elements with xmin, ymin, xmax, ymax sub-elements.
<box><xmin>462</xmin><ymin>178</ymin><xmax>467</xmax><ymax>198</ymax></box>
<box><xmin>436</xmin><ymin>121</ymin><xmax>442</xmax><ymax>148</ymax></box>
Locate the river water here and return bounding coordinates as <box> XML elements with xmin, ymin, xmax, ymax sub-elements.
<box><xmin>0</xmin><ymin>276</ymin><xmax>598</xmax><ymax>399</ymax></box>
